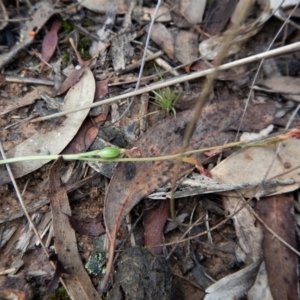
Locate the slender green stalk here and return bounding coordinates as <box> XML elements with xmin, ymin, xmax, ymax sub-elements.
<box><xmin>0</xmin><ymin>131</ymin><xmax>294</xmax><ymax>166</ymax></box>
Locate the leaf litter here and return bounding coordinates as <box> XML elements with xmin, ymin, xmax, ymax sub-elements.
<box><xmin>102</xmin><ymin>97</ymin><xmax>298</xmax><ymax>291</ymax></box>
<box><xmin>1</xmin><ymin>0</ymin><xmax>300</xmax><ymax>299</ymax></box>
<box><xmin>0</xmin><ymin>68</ymin><xmax>95</xmax><ymax>185</ymax></box>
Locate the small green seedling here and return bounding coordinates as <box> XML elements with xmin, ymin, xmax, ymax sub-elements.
<box><xmin>152</xmin><ymin>87</ymin><xmax>182</xmax><ymax>117</ymax></box>
<box><xmin>151</xmin><ymin>64</ymin><xmax>182</xmax><ymax>117</ymax></box>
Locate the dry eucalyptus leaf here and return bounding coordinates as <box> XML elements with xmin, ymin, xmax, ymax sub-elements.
<box><xmin>204</xmin><ymin>259</ymin><xmax>261</xmax><ymax>300</ymax></box>
<box><xmin>49</xmin><ymin>159</ymin><xmax>101</xmax><ymax>300</ymax></box>
<box><xmin>204</xmin><ymin>0</ymin><xmax>238</xmax><ymax>35</ymax></box>
<box><xmin>79</xmin><ymin>0</ymin><xmax>128</xmax><ymax>14</ymax></box>
<box><xmin>257</xmin><ymin>76</ymin><xmax>300</xmax><ymax>94</ymax></box>
<box><xmin>256</xmin><ymin>76</ymin><xmax>300</xmax><ymax>103</ymax></box>
<box><xmin>270</xmin><ymin>0</ymin><xmax>300</xmax><ymax>19</ymax></box>
<box><xmin>111</xmin><ymin>1</ymin><xmax>135</xmax><ymax>71</ymax></box>
<box><xmin>148</xmin><ymin>23</ymin><xmax>174</xmax><ymax>60</ymax></box>
<box><xmin>256</xmin><ymin>194</ymin><xmax>298</xmax><ymax>300</ymax></box>
<box><xmin>171</xmin><ymin>0</ymin><xmax>206</xmax><ymax>28</ymax></box>
<box><xmin>222</xmin><ymin>195</ymin><xmax>263</xmax><ymax>264</ymax></box>
<box><xmin>0</xmin><ymin>86</ymin><xmax>53</xmax><ymax>115</ymax></box>
<box><xmin>248</xmin><ymin>262</ymin><xmax>273</xmax><ymax>300</ymax></box>
<box><xmin>175</xmin><ymin>30</ymin><xmax>198</xmax><ymax>65</ymax></box>
<box><xmin>179</xmin><ymin>0</ymin><xmax>206</xmax><ymax>24</ymax></box>
<box><xmin>143</xmin><ymin>201</ymin><xmax>169</xmax><ymax>255</ymax></box>
<box><xmin>40</xmin><ymin>20</ymin><xmax>61</xmax><ymax>72</ymax></box>
<box><xmin>211</xmin><ymin>138</ymin><xmax>300</xmax><ymax>198</ymax></box>
<box><xmin>56</xmin><ymin>66</ymin><xmax>87</xmax><ymax>96</ymax></box>
<box><xmin>0</xmin><ymin>68</ymin><xmax>95</xmax><ymax>185</ymax></box>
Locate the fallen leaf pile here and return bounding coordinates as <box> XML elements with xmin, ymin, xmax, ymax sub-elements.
<box><xmin>1</xmin><ymin>0</ymin><xmax>300</xmax><ymax>299</ymax></box>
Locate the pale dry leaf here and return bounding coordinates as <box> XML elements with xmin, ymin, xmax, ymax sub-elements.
<box><xmin>222</xmin><ymin>195</ymin><xmax>263</xmax><ymax>264</ymax></box>
<box><xmin>0</xmin><ymin>86</ymin><xmax>53</xmax><ymax>115</ymax></box>
<box><xmin>240</xmin><ymin>124</ymin><xmax>274</xmax><ymax>142</ymax></box>
<box><xmin>199</xmin><ymin>35</ymin><xmax>243</xmax><ymax>61</ymax></box>
<box><xmin>111</xmin><ymin>2</ymin><xmax>135</xmax><ymax>71</ymax></box>
<box><xmin>175</xmin><ymin>30</ymin><xmax>198</xmax><ymax>64</ymax></box>
<box><xmin>171</xmin><ymin>0</ymin><xmax>205</xmax><ymax>28</ymax></box>
<box><xmin>0</xmin><ymin>68</ymin><xmax>95</xmax><ymax>184</ymax></box>
<box><xmin>271</xmin><ymin>0</ymin><xmax>300</xmax><ymax>9</ymax></box>
<box><xmin>247</xmin><ymin>262</ymin><xmax>274</xmax><ymax>300</ymax></box>
<box><xmin>257</xmin><ymin>76</ymin><xmax>300</xmax><ymax>94</ymax></box>
<box><xmin>180</xmin><ymin>0</ymin><xmax>206</xmax><ymax>24</ymax></box>
<box><xmin>79</xmin><ymin>0</ymin><xmax>128</xmax><ymax>14</ymax></box>
<box><xmin>204</xmin><ymin>259</ymin><xmax>261</xmax><ymax>300</ymax></box>
<box><xmin>141</xmin><ymin>5</ymin><xmax>172</xmax><ymax>22</ymax></box>
<box><xmin>256</xmin><ymin>76</ymin><xmax>300</xmax><ymax>103</ymax></box>
<box><xmin>148</xmin><ymin>23</ymin><xmax>174</xmax><ymax>60</ymax></box>
<box><xmin>211</xmin><ymin>138</ymin><xmax>300</xmax><ymax>197</ymax></box>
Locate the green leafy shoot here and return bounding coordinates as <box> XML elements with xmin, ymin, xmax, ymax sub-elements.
<box><xmin>151</xmin><ymin>64</ymin><xmax>182</xmax><ymax>117</ymax></box>
<box><xmin>152</xmin><ymin>87</ymin><xmax>182</xmax><ymax>117</ymax></box>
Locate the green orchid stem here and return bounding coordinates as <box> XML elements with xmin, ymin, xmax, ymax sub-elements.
<box><xmin>0</xmin><ymin>137</ymin><xmax>281</xmax><ymax>166</ymax></box>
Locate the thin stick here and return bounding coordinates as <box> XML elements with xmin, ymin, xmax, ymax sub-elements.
<box><xmin>31</xmin><ymin>41</ymin><xmax>300</xmax><ymax>122</ymax></box>
<box><xmin>4</xmin><ymin>75</ymin><xmax>54</xmax><ymax>86</ymax></box>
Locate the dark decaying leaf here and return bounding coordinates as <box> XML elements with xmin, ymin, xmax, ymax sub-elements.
<box><xmin>102</xmin><ymin>97</ymin><xmax>282</xmax><ymax>289</ymax></box>
<box><xmin>40</xmin><ymin>20</ymin><xmax>61</xmax><ymax>72</ymax></box>
<box><xmin>204</xmin><ymin>0</ymin><xmax>239</xmax><ymax>35</ymax></box>
<box><xmin>191</xmin><ymin>247</ymin><xmax>215</xmax><ymax>290</ymax></box>
<box><xmin>68</xmin><ymin>214</ymin><xmax>106</xmax><ymax>236</ymax></box>
<box><xmin>256</xmin><ymin>194</ymin><xmax>298</xmax><ymax>300</ymax></box>
<box><xmin>63</xmin><ymin>106</ymin><xmax>109</xmax><ymax>154</ymax></box>
<box><xmin>95</xmin><ymin>79</ymin><xmax>109</xmax><ymax>98</ymax></box>
<box><xmin>143</xmin><ymin>200</ymin><xmax>170</xmax><ymax>255</ymax></box>
<box><xmin>55</xmin><ymin>66</ymin><xmax>87</xmax><ymax>96</ymax></box>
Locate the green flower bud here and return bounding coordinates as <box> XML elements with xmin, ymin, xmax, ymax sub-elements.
<box><xmin>98</xmin><ymin>147</ymin><xmax>121</xmax><ymax>159</ymax></box>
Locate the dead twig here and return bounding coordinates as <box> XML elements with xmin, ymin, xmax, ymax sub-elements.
<box><xmin>31</xmin><ymin>41</ymin><xmax>300</xmax><ymax>123</ymax></box>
